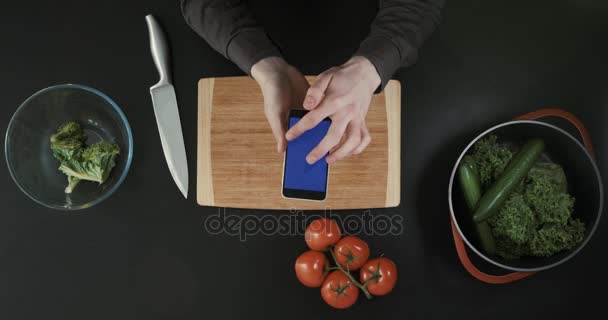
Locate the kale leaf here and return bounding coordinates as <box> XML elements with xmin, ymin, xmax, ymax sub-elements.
<box><xmin>471</xmin><ymin>135</ymin><xmax>513</xmax><ymax>188</ymax></box>
<box><xmin>50</xmin><ymin>122</ymin><xmax>86</xmax><ymax>162</ymax></box>
<box><xmin>50</xmin><ymin>122</ymin><xmax>120</xmax><ymax>193</ymax></box>
<box><xmin>488</xmin><ymin>193</ymin><xmax>537</xmax><ymax>245</ymax></box>
<box><xmin>469</xmin><ymin>135</ymin><xmax>585</xmax><ymax>259</ymax></box>
<box><xmin>524</xmin><ymin>163</ymin><xmax>574</xmax><ymax>225</ymax></box>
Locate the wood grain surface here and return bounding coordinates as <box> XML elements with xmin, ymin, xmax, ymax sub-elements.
<box><xmin>197</xmin><ymin>76</ymin><xmax>401</xmax><ymax>210</ymax></box>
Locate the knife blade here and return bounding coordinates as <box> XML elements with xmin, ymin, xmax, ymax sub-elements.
<box><xmin>145</xmin><ymin>14</ymin><xmax>188</xmax><ymax>198</ymax></box>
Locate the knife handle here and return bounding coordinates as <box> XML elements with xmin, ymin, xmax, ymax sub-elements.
<box><xmin>146</xmin><ymin>14</ymin><xmax>171</xmax><ymax>85</ymax></box>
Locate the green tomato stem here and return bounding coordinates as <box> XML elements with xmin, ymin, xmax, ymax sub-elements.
<box><xmin>329</xmin><ymin>246</ymin><xmax>372</xmax><ymax>300</ymax></box>
<box><xmin>362</xmin><ymin>278</ymin><xmax>373</xmax><ymax>287</ymax></box>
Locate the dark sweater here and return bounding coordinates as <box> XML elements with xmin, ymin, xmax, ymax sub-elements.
<box><xmin>180</xmin><ymin>0</ymin><xmax>445</xmax><ymax>90</ymax></box>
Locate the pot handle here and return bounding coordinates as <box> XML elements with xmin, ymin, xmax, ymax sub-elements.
<box><xmin>450</xmin><ymin>219</ymin><xmax>535</xmax><ymax>284</ymax></box>
<box><xmin>514</xmin><ymin>108</ymin><xmax>595</xmax><ymax>156</ymax></box>
<box><xmin>451</xmin><ymin>108</ymin><xmax>594</xmax><ymax>284</ymax></box>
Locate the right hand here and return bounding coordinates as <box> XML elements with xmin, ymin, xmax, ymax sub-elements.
<box><xmin>251</xmin><ymin>57</ymin><xmax>310</xmax><ymax>153</ymax></box>
<box><xmin>285</xmin><ymin>56</ymin><xmax>380</xmax><ymax>165</ymax></box>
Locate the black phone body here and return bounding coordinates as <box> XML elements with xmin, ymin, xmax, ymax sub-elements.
<box><xmin>282</xmin><ymin>109</ymin><xmax>331</xmax><ymax>201</ymax></box>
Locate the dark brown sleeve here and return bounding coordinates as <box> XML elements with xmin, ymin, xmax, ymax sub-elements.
<box><xmin>355</xmin><ymin>0</ymin><xmax>446</xmax><ymax>91</ymax></box>
<box><xmin>180</xmin><ymin>0</ymin><xmax>281</xmax><ymax>74</ymax></box>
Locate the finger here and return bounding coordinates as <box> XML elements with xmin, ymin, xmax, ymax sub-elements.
<box><xmin>285</xmin><ymin>102</ymin><xmax>336</xmax><ymax>141</ymax></box>
<box><xmin>265</xmin><ymin>107</ymin><xmax>288</xmax><ymax>153</ymax></box>
<box><xmin>303</xmin><ymin>69</ymin><xmax>335</xmax><ymax>110</ymax></box>
<box><xmin>352</xmin><ymin>123</ymin><xmax>371</xmax><ymax>155</ymax></box>
<box><xmin>306</xmin><ymin>120</ymin><xmax>349</xmax><ymax>164</ymax></box>
<box><xmin>326</xmin><ymin>123</ymin><xmax>361</xmax><ymax>164</ymax></box>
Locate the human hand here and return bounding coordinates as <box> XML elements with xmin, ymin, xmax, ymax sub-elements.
<box><xmin>285</xmin><ymin>56</ymin><xmax>381</xmax><ymax>164</ymax></box>
<box><xmin>251</xmin><ymin>57</ymin><xmax>310</xmax><ymax>153</ymax></box>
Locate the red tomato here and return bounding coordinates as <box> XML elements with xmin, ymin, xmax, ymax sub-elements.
<box><xmin>295</xmin><ymin>251</ymin><xmax>329</xmax><ymax>287</ymax></box>
<box><xmin>333</xmin><ymin>236</ymin><xmax>370</xmax><ymax>270</ymax></box>
<box><xmin>305</xmin><ymin>218</ymin><xmax>341</xmax><ymax>251</ymax></box>
<box><xmin>321</xmin><ymin>270</ymin><xmax>359</xmax><ymax>309</ymax></box>
<box><xmin>360</xmin><ymin>257</ymin><xmax>397</xmax><ymax>296</ymax></box>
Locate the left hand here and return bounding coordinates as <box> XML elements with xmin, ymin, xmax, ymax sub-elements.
<box><xmin>251</xmin><ymin>57</ymin><xmax>310</xmax><ymax>153</ymax></box>
<box><xmin>285</xmin><ymin>56</ymin><xmax>381</xmax><ymax>164</ymax></box>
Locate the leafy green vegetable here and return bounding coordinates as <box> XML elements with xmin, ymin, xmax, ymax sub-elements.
<box><xmin>50</xmin><ymin>122</ymin><xmax>86</xmax><ymax>192</ymax></box>
<box><xmin>525</xmin><ymin>163</ymin><xmax>574</xmax><ymax>225</ymax></box>
<box><xmin>50</xmin><ymin>122</ymin><xmax>86</xmax><ymax>161</ymax></box>
<box><xmin>50</xmin><ymin>122</ymin><xmax>120</xmax><ymax>193</ymax></box>
<box><xmin>528</xmin><ymin>219</ymin><xmax>585</xmax><ymax>257</ymax></box>
<box><xmin>66</xmin><ymin>176</ymin><xmax>81</xmax><ymax>194</ymax></box>
<box><xmin>471</xmin><ymin>135</ymin><xmax>513</xmax><ymax>188</ymax></box>
<box><xmin>59</xmin><ymin>141</ymin><xmax>120</xmax><ymax>184</ymax></box>
<box><xmin>495</xmin><ymin>236</ymin><xmax>529</xmax><ymax>259</ymax></box>
<box><xmin>528</xmin><ymin>162</ymin><xmax>568</xmax><ymax>192</ymax></box>
<box><xmin>488</xmin><ymin>193</ymin><xmax>537</xmax><ymax>245</ymax></box>
<box><xmin>469</xmin><ymin>135</ymin><xmax>585</xmax><ymax>259</ymax></box>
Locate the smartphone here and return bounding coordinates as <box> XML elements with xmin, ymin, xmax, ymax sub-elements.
<box><xmin>282</xmin><ymin>109</ymin><xmax>331</xmax><ymax>201</ymax></box>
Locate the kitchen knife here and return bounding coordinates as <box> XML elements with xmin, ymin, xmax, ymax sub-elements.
<box><xmin>145</xmin><ymin>14</ymin><xmax>188</xmax><ymax>198</ymax></box>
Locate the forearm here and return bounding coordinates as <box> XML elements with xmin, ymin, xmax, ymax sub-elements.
<box><xmin>180</xmin><ymin>0</ymin><xmax>281</xmax><ymax>74</ymax></box>
<box><xmin>356</xmin><ymin>0</ymin><xmax>446</xmax><ymax>90</ymax></box>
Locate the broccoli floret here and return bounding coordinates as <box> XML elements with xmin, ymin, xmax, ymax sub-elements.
<box><xmin>50</xmin><ymin>122</ymin><xmax>86</xmax><ymax>161</ymax></box>
<box><xmin>524</xmin><ymin>163</ymin><xmax>574</xmax><ymax>225</ymax></box>
<box><xmin>471</xmin><ymin>135</ymin><xmax>513</xmax><ymax>188</ymax></box>
<box><xmin>59</xmin><ymin>141</ymin><xmax>120</xmax><ymax>184</ymax></box>
<box><xmin>528</xmin><ymin>219</ymin><xmax>585</xmax><ymax>257</ymax></box>
<box><xmin>488</xmin><ymin>193</ymin><xmax>537</xmax><ymax>245</ymax></box>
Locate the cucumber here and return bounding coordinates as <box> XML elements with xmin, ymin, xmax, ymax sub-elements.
<box><xmin>473</xmin><ymin>139</ymin><xmax>545</xmax><ymax>222</ymax></box>
<box><xmin>459</xmin><ymin>156</ymin><xmax>482</xmax><ymax>209</ymax></box>
<box><xmin>474</xmin><ymin>222</ymin><xmax>496</xmax><ymax>256</ymax></box>
<box><xmin>458</xmin><ymin>155</ymin><xmax>496</xmax><ymax>255</ymax></box>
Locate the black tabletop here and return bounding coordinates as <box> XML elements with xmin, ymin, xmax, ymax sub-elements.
<box><xmin>1</xmin><ymin>0</ymin><xmax>607</xmax><ymax>319</ymax></box>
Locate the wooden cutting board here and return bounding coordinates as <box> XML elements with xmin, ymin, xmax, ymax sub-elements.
<box><xmin>197</xmin><ymin>76</ymin><xmax>400</xmax><ymax>210</ymax></box>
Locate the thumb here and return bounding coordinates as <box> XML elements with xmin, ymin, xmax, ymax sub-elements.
<box><xmin>265</xmin><ymin>107</ymin><xmax>288</xmax><ymax>153</ymax></box>
<box><xmin>303</xmin><ymin>69</ymin><xmax>335</xmax><ymax>110</ymax></box>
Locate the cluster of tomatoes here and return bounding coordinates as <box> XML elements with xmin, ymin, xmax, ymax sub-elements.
<box><xmin>294</xmin><ymin>218</ymin><xmax>398</xmax><ymax>309</ymax></box>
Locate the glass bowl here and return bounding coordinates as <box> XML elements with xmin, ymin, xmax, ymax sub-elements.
<box><xmin>5</xmin><ymin>84</ymin><xmax>133</xmax><ymax>210</ymax></box>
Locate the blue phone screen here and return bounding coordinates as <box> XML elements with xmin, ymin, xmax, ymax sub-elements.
<box><xmin>284</xmin><ymin>117</ymin><xmax>331</xmax><ymax>192</ymax></box>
